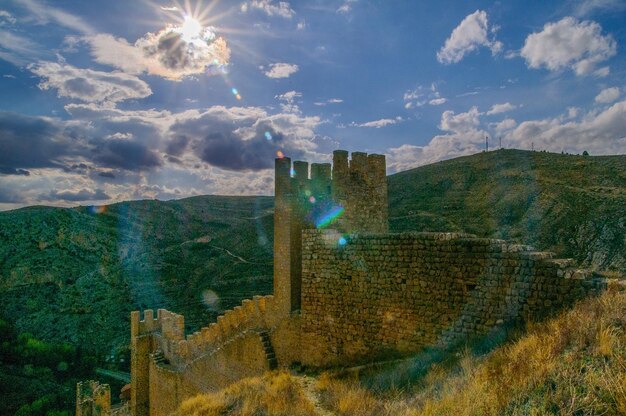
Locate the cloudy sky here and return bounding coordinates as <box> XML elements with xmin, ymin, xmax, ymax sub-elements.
<box><xmin>1</xmin><ymin>0</ymin><xmax>625</xmax><ymax>210</ymax></box>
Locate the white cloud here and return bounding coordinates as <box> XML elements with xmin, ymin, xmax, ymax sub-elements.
<box><xmin>505</xmin><ymin>99</ymin><xmax>626</xmax><ymax>154</ymax></box>
<box><xmin>263</xmin><ymin>62</ymin><xmax>299</xmax><ymax>78</ymax></box>
<box><xmin>328</xmin><ymin>98</ymin><xmax>343</xmax><ymax>103</ymax></box>
<box><xmin>574</xmin><ymin>0</ymin><xmax>626</xmax><ymax>16</ymax></box>
<box><xmin>240</xmin><ymin>0</ymin><xmax>295</xmax><ymax>18</ymax></box>
<box><xmin>520</xmin><ymin>17</ymin><xmax>616</xmax><ymax>76</ymax></box>
<box><xmin>275</xmin><ymin>90</ymin><xmax>302</xmax><ymax>113</ymax></box>
<box><xmin>350</xmin><ymin>117</ymin><xmax>402</xmax><ymax>128</ymax></box>
<box><xmin>439</xmin><ymin>106</ymin><xmax>481</xmax><ymax>134</ymax></box>
<box><xmin>491</xmin><ymin>118</ymin><xmax>517</xmax><ymax>135</ymax></box>
<box><xmin>19</xmin><ymin>0</ymin><xmax>94</xmax><ymax>34</ymax></box>
<box><xmin>595</xmin><ymin>86</ymin><xmax>621</xmax><ymax>103</ymax></box>
<box><xmin>404</xmin><ymin>84</ymin><xmax>447</xmax><ymax>109</ymax></box>
<box><xmin>486</xmin><ymin>102</ymin><xmax>517</xmax><ymax>115</ymax></box>
<box><xmin>0</xmin><ymin>10</ymin><xmax>16</xmax><ymax>25</ymax></box>
<box><xmin>86</xmin><ymin>22</ymin><xmax>231</xmax><ymax>81</ymax></box>
<box><xmin>0</xmin><ymin>29</ymin><xmax>43</xmax><ymax>65</ymax></box>
<box><xmin>29</xmin><ymin>61</ymin><xmax>152</xmax><ymax>105</ymax></box>
<box><xmin>386</xmin><ymin>106</ymin><xmax>488</xmax><ymax>172</ymax></box>
<box><xmin>337</xmin><ymin>0</ymin><xmax>358</xmax><ymax>14</ymax></box>
<box><xmin>387</xmin><ymin>94</ymin><xmax>626</xmax><ymax>173</ymax></box>
<box><xmin>437</xmin><ymin>10</ymin><xmax>502</xmax><ymax>64</ymax></box>
<box><xmin>429</xmin><ymin>98</ymin><xmax>447</xmax><ymax>106</ymax></box>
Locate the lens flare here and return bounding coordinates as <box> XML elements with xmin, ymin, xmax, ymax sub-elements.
<box><xmin>315</xmin><ymin>205</ymin><xmax>345</xmax><ymax>229</ymax></box>
<box><xmin>309</xmin><ymin>196</ymin><xmax>316</xmax><ymax>204</ymax></box>
<box><xmin>89</xmin><ymin>205</ymin><xmax>107</xmax><ymax>215</ymax></box>
<box><xmin>264</xmin><ymin>131</ymin><xmax>272</xmax><ymax>141</ymax></box>
<box><xmin>276</xmin><ymin>150</ymin><xmax>285</xmax><ymax>158</ymax></box>
<box><xmin>202</xmin><ymin>289</ymin><xmax>220</xmax><ymax>310</ymax></box>
<box><xmin>290</xmin><ymin>168</ymin><xmax>296</xmax><ymax>177</ymax></box>
<box><xmin>338</xmin><ymin>236</ymin><xmax>347</xmax><ymax>246</ymax></box>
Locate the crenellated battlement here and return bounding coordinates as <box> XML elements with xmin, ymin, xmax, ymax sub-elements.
<box><xmin>130</xmin><ymin>309</ymin><xmax>184</xmax><ymax>341</ymax></box>
<box><xmin>274</xmin><ymin>150</ymin><xmax>388</xmax><ymax>316</ymax></box>
<box><xmin>132</xmin><ymin>295</ymin><xmax>279</xmax><ymax>369</ymax></box>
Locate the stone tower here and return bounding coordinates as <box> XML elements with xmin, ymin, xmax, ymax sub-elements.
<box><xmin>273</xmin><ymin>150</ymin><xmax>387</xmax><ymax>317</ymax></box>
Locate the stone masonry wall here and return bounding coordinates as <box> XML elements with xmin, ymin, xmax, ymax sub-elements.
<box><xmin>301</xmin><ymin>230</ymin><xmax>604</xmax><ymax>362</ymax></box>
<box><xmin>129</xmin><ymin>295</ymin><xmax>281</xmax><ymax>416</ymax></box>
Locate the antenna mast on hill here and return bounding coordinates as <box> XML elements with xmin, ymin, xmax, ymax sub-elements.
<box><xmin>499</xmin><ymin>136</ymin><xmax>502</xmax><ymax>149</ymax></box>
<box><xmin>485</xmin><ymin>136</ymin><xmax>489</xmax><ymax>152</ymax></box>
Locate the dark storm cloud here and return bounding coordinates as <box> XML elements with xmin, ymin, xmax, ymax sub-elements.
<box><xmin>0</xmin><ymin>167</ymin><xmax>30</xmax><ymax>175</ymax></box>
<box><xmin>92</xmin><ymin>139</ymin><xmax>162</xmax><ymax>171</ymax></box>
<box><xmin>0</xmin><ymin>111</ymin><xmax>163</xmax><ymax>175</ymax></box>
<box><xmin>197</xmin><ymin>128</ymin><xmax>285</xmax><ymax>171</ymax></box>
<box><xmin>171</xmin><ymin>110</ymin><xmax>309</xmax><ymax>172</ymax></box>
<box><xmin>150</xmin><ymin>31</ymin><xmax>190</xmax><ymax>70</ymax></box>
<box><xmin>98</xmin><ymin>171</ymin><xmax>116</xmax><ymax>178</ymax></box>
<box><xmin>0</xmin><ymin>111</ymin><xmax>73</xmax><ymax>173</ymax></box>
<box><xmin>166</xmin><ymin>135</ymin><xmax>190</xmax><ymax>156</ymax></box>
<box><xmin>48</xmin><ymin>188</ymin><xmax>110</xmax><ymax>202</ymax></box>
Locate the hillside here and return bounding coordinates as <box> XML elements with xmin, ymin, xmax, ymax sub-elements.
<box><xmin>388</xmin><ymin>149</ymin><xmax>626</xmax><ymax>273</ymax></box>
<box><xmin>0</xmin><ymin>196</ymin><xmax>274</xmax><ymax>358</ymax></box>
<box><xmin>172</xmin><ymin>285</ymin><xmax>626</xmax><ymax>415</ymax></box>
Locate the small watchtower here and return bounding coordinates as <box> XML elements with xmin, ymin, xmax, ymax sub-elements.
<box><xmin>273</xmin><ymin>150</ymin><xmax>388</xmax><ymax>317</ymax></box>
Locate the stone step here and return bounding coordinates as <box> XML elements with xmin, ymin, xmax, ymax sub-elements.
<box><xmin>258</xmin><ymin>330</ymin><xmax>278</xmax><ymax>370</ymax></box>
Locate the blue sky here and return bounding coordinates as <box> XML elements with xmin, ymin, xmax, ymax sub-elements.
<box><xmin>1</xmin><ymin>0</ymin><xmax>625</xmax><ymax>210</ymax></box>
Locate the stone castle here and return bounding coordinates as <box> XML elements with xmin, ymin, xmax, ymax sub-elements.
<box><xmin>77</xmin><ymin>151</ymin><xmax>603</xmax><ymax>416</ymax></box>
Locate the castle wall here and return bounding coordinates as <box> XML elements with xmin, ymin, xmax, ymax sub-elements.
<box><xmin>126</xmin><ymin>296</ymin><xmax>281</xmax><ymax>416</ymax></box>
<box><xmin>273</xmin><ymin>151</ymin><xmax>386</xmax><ymax>315</ymax></box>
<box><xmin>332</xmin><ymin>151</ymin><xmax>388</xmax><ymax>234</ymax></box>
<box><xmin>148</xmin><ymin>330</ymin><xmax>268</xmax><ymax>416</ymax></box>
<box><xmin>301</xmin><ymin>230</ymin><xmax>603</xmax><ymax>363</ymax></box>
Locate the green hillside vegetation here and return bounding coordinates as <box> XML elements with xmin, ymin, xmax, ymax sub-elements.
<box><xmin>0</xmin><ymin>318</ymin><xmax>98</xmax><ymax>415</ymax></box>
<box><xmin>0</xmin><ymin>196</ymin><xmax>274</xmax><ymax>358</ymax></box>
<box><xmin>388</xmin><ymin>149</ymin><xmax>626</xmax><ymax>273</ymax></box>
<box><xmin>174</xmin><ymin>286</ymin><xmax>626</xmax><ymax>415</ymax></box>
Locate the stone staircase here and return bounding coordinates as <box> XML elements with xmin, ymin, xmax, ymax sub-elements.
<box><xmin>259</xmin><ymin>331</ymin><xmax>278</xmax><ymax>370</ymax></box>
<box><xmin>152</xmin><ymin>349</ymin><xmax>168</xmax><ymax>366</ymax></box>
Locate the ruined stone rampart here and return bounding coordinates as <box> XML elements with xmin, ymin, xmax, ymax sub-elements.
<box><xmin>130</xmin><ymin>295</ymin><xmax>280</xmax><ymax>366</ymax></box>
<box><xmin>129</xmin><ymin>295</ymin><xmax>281</xmax><ymax>416</ymax></box>
<box><xmin>301</xmin><ymin>230</ymin><xmax>604</xmax><ymax>362</ymax></box>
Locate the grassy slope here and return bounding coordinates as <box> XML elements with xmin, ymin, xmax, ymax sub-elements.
<box><xmin>388</xmin><ymin>149</ymin><xmax>626</xmax><ymax>273</ymax></box>
<box><xmin>173</xmin><ymin>287</ymin><xmax>626</xmax><ymax>416</ymax></box>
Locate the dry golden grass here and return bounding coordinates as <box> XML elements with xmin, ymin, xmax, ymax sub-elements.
<box><xmin>316</xmin><ymin>286</ymin><xmax>626</xmax><ymax>416</ymax></box>
<box><xmin>173</xmin><ymin>371</ymin><xmax>316</xmax><ymax>416</ymax></box>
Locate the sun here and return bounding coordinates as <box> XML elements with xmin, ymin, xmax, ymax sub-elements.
<box><xmin>181</xmin><ymin>15</ymin><xmax>202</xmax><ymax>42</ymax></box>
